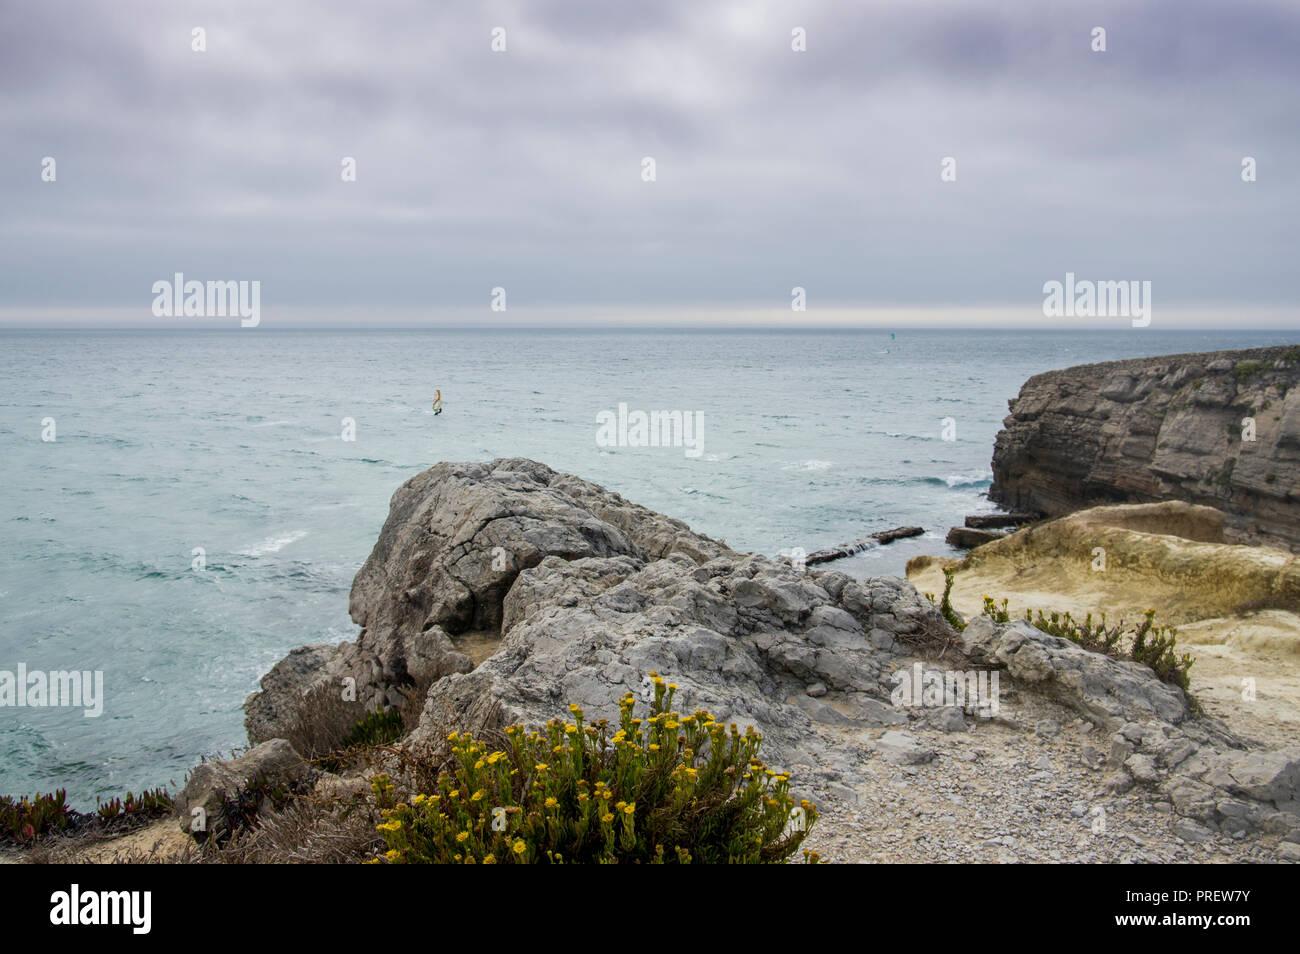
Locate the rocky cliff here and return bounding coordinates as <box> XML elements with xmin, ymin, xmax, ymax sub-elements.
<box><xmin>989</xmin><ymin>345</ymin><xmax>1300</xmax><ymax>551</ymax></box>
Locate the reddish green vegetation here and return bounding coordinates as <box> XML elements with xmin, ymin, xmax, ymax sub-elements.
<box><xmin>1</xmin><ymin>787</ymin><xmax>173</xmax><ymax>845</ymax></box>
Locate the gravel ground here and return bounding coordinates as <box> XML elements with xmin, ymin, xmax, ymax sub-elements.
<box><xmin>794</xmin><ymin>680</ymin><xmax>1300</xmax><ymax>865</ymax></box>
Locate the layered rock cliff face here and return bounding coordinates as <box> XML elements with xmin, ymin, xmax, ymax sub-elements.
<box><xmin>989</xmin><ymin>345</ymin><xmax>1300</xmax><ymax>551</ymax></box>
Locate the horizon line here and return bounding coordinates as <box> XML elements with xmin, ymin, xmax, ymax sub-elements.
<box><xmin>4</xmin><ymin>325</ymin><xmax>1300</xmax><ymax>336</ymax></box>
<box><xmin>2</xmin><ymin>303</ymin><xmax>1299</xmax><ymax>332</ymax></box>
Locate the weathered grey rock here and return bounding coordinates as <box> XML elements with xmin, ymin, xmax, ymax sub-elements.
<box><xmin>794</xmin><ymin>694</ymin><xmax>857</xmax><ymax>726</ymax></box>
<box><xmin>243</xmin><ymin>644</ymin><xmax>338</xmax><ymax>745</ymax></box>
<box><xmin>934</xmin><ymin>706</ymin><xmax>968</xmax><ymax>733</ymax></box>
<box><xmin>945</xmin><ymin>527</ymin><xmax>1006</xmax><ymax>549</ymax></box>
<box><xmin>1109</xmin><ymin>736</ymin><xmax>1137</xmax><ymax>769</ymax></box>
<box><xmin>867</xmin><ymin>628</ymin><xmax>895</xmax><ymax>651</ymax></box>
<box><xmin>1162</xmin><ymin>777</ymin><xmax>1218</xmax><ymax>823</ymax></box>
<box><xmin>989</xmin><ymin>345</ymin><xmax>1300</xmax><ymax>551</ymax></box>
<box><xmin>1035</xmin><ymin>718</ymin><xmax>1061</xmax><ymax>739</ymax></box>
<box><xmin>1105</xmin><ymin>769</ymin><xmax>1136</xmax><ymax>794</ymax></box>
<box><xmin>1136</xmin><ymin>727</ymin><xmax>1300</xmax><ymax>837</ymax></box>
<box><xmin>416</xmin><ymin>545</ymin><xmax>945</xmax><ymax>764</ymax></box>
<box><xmin>245</xmin><ymin>459</ymin><xmax>735</xmax><ymax>743</ymax></box>
<box><xmin>1174</xmin><ymin>818</ymin><xmax>1216</xmax><ymax>844</ymax></box>
<box><xmin>1201</xmin><ymin>747</ymin><xmax>1300</xmax><ymax>807</ymax></box>
<box><xmin>1126</xmin><ymin>753</ymin><xmax>1161</xmax><ymax>785</ymax></box>
<box><xmin>959</xmin><ymin>617</ymin><xmax>1190</xmax><ymax>730</ymax></box>
<box><xmin>964</xmin><ymin>513</ymin><xmax>1038</xmax><ymax>529</ymax></box>
<box><xmin>174</xmin><ymin>739</ymin><xmax>308</xmax><ymax>840</ymax></box>
<box><xmin>1080</xmin><ymin>743</ymin><xmax>1105</xmax><ymax>770</ymax></box>
<box><xmin>874</xmin><ymin>730</ymin><xmax>936</xmax><ymax>765</ymax></box>
<box><xmin>824</xmin><ymin>782</ymin><xmax>861</xmax><ymax>806</ymax></box>
<box><xmin>845</xmin><ymin>694</ymin><xmax>909</xmax><ymax>727</ymax></box>
<box><xmin>245</xmin><ymin>459</ymin><xmax>954</xmax><ymax>768</ymax></box>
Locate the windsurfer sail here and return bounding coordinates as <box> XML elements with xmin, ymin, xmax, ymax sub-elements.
<box><xmin>432</xmin><ymin>390</ymin><xmax>442</xmax><ymax>415</ymax></box>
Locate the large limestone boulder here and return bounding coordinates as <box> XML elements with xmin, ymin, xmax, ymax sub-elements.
<box><xmin>245</xmin><ymin>458</ymin><xmax>953</xmax><ymax>764</ymax></box>
<box><xmin>245</xmin><ymin>459</ymin><xmax>733</xmax><ymax>743</ymax></box>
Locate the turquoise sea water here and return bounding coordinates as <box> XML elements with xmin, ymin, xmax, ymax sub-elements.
<box><xmin>1</xmin><ymin>327</ymin><xmax>1296</xmax><ymax>805</ymax></box>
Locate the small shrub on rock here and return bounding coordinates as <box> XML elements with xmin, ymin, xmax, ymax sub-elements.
<box><xmin>980</xmin><ymin>596</ymin><xmax>1011</xmax><ymax>623</ymax></box>
<box><xmin>937</xmin><ymin>566</ymin><xmax>965</xmax><ymax>630</ymax></box>
<box><xmin>1025</xmin><ymin>607</ymin><xmax>1193</xmax><ymax>692</ymax></box>
<box><xmin>340</xmin><ymin>709</ymin><xmax>405</xmax><ymax>749</ymax></box>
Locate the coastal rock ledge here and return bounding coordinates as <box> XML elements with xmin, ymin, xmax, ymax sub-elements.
<box><xmin>244</xmin><ymin>457</ymin><xmax>951</xmax><ymax>765</ymax></box>
<box><xmin>237</xmin><ymin>458</ymin><xmax>1300</xmax><ymax>860</ymax></box>
<box><xmin>989</xmin><ymin>345</ymin><xmax>1300</xmax><ymax>552</ymax></box>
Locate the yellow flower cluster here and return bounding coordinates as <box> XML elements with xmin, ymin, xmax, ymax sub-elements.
<box><xmin>370</xmin><ymin>674</ymin><xmax>819</xmax><ymax>864</ymax></box>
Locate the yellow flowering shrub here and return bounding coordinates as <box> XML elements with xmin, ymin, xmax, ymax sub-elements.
<box><xmin>372</xmin><ymin>674</ymin><xmax>818</xmax><ymax>864</ymax></box>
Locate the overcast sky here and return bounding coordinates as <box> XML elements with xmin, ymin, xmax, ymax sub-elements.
<box><xmin>2</xmin><ymin>0</ymin><xmax>1298</xmax><ymax>328</ymax></box>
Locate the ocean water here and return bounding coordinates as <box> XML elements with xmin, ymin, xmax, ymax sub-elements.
<box><xmin>1</xmin><ymin>327</ymin><xmax>1296</xmax><ymax>806</ymax></box>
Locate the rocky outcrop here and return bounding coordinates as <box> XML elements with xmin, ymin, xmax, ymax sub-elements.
<box><xmin>805</xmin><ymin>526</ymin><xmax>923</xmax><ymax>565</ymax></box>
<box><xmin>908</xmin><ymin>498</ymin><xmax>1300</xmax><ymax>846</ymax></box>
<box><xmin>964</xmin><ymin>513</ymin><xmax>1038</xmax><ymax>530</ymax></box>
<box><xmin>242</xmin><ymin>459</ymin><xmax>1300</xmax><ymax>852</ymax></box>
<box><xmin>244</xmin><ymin>458</ymin><xmax>734</xmax><ymax>743</ymax></box>
<box><xmin>1164</xmin><ymin>744</ymin><xmax>1300</xmax><ymax>838</ymax></box>
<box><xmin>246</xmin><ymin>458</ymin><xmax>955</xmax><ymax>766</ymax></box>
<box><xmin>960</xmin><ymin>617</ymin><xmax>1192</xmax><ymax>731</ymax></box>
<box><xmin>414</xmin><ymin>547</ymin><xmax>956</xmax><ymax>765</ymax></box>
<box><xmin>989</xmin><ymin>345</ymin><xmax>1300</xmax><ymax>552</ymax></box>
<box><xmin>956</xmin><ymin>618</ymin><xmax>1300</xmax><ymax>841</ymax></box>
<box><xmin>945</xmin><ymin>526</ymin><xmax>1006</xmax><ymax>549</ymax></box>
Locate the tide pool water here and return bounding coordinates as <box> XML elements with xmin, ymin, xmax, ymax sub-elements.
<box><xmin>1</xmin><ymin>327</ymin><xmax>1294</xmax><ymax>805</ymax></box>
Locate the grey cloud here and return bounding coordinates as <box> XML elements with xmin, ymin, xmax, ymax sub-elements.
<box><xmin>0</xmin><ymin>0</ymin><xmax>1297</xmax><ymax>322</ymax></box>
